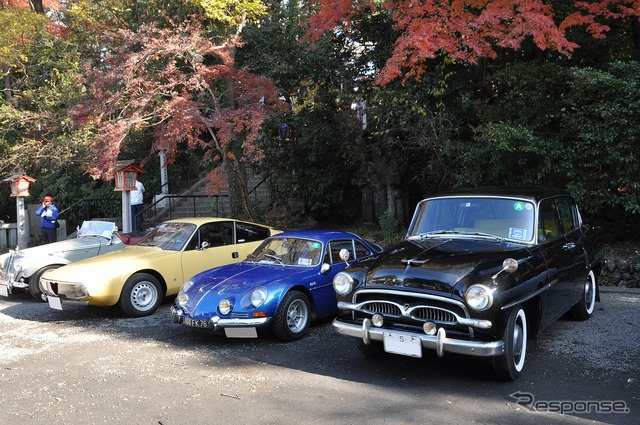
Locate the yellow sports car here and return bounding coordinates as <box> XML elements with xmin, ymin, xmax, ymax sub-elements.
<box><xmin>41</xmin><ymin>218</ymin><xmax>281</xmax><ymax>317</ymax></box>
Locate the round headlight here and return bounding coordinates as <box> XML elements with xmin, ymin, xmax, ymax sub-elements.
<box><xmin>11</xmin><ymin>256</ymin><xmax>25</xmax><ymax>272</ymax></box>
<box><xmin>250</xmin><ymin>288</ymin><xmax>267</xmax><ymax>307</ymax></box>
<box><xmin>333</xmin><ymin>272</ymin><xmax>354</xmax><ymax>296</ymax></box>
<box><xmin>465</xmin><ymin>285</ymin><xmax>493</xmax><ymax>311</ymax></box>
<box><xmin>218</xmin><ymin>299</ymin><xmax>232</xmax><ymax>315</ymax></box>
<box><xmin>176</xmin><ymin>292</ymin><xmax>189</xmax><ymax>307</ymax></box>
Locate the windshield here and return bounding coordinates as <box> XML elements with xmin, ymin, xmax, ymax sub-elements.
<box><xmin>247</xmin><ymin>237</ymin><xmax>323</xmax><ymax>267</ymax></box>
<box><xmin>77</xmin><ymin>221</ymin><xmax>117</xmax><ymax>238</ymax></box>
<box><xmin>407</xmin><ymin>197</ymin><xmax>535</xmax><ymax>242</ymax></box>
<box><xmin>135</xmin><ymin>222</ymin><xmax>196</xmax><ymax>251</ymax></box>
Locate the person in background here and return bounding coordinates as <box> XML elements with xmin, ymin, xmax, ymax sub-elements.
<box><xmin>131</xmin><ymin>180</ymin><xmax>145</xmax><ymax>235</ymax></box>
<box><xmin>34</xmin><ymin>195</ymin><xmax>59</xmax><ymax>244</ymax></box>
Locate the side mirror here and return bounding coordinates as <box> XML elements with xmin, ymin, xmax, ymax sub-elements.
<box><xmin>201</xmin><ymin>241</ymin><xmax>210</xmax><ymax>250</ymax></box>
<box><xmin>320</xmin><ymin>263</ymin><xmax>331</xmax><ymax>274</ymax></box>
<box><xmin>339</xmin><ymin>248</ymin><xmax>350</xmax><ymax>262</ymax></box>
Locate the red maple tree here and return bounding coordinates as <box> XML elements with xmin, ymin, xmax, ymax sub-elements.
<box><xmin>304</xmin><ymin>0</ymin><xmax>640</xmax><ymax>84</ymax></box>
<box><xmin>70</xmin><ymin>21</ymin><xmax>287</xmax><ymax>218</ymax></box>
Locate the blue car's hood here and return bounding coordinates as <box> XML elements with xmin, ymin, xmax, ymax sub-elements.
<box><xmin>189</xmin><ymin>262</ymin><xmax>314</xmax><ymax>298</ymax></box>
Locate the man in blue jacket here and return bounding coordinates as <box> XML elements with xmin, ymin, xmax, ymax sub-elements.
<box><xmin>34</xmin><ymin>195</ymin><xmax>59</xmax><ymax>244</ymax></box>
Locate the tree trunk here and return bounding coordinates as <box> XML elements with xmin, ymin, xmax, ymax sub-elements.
<box><xmin>29</xmin><ymin>1</ymin><xmax>45</xmax><ymax>14</ymax></box>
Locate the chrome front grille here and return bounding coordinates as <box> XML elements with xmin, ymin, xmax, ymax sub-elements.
<box><xmin>360</xmin><ymin>301</ymin><xmax>402</xmax><ymax>317</ymax></box>
<box><xmin>410</xmin><ymin>307</ymin><xmax>457</xmax><ymax>324</ymax></box>
<box><xmin>350</xmin><ymin>289</ymin><xmax>470</xmax><ymax>326</ymax></box>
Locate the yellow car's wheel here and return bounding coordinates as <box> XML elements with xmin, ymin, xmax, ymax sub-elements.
<box><xmin>118</xmin><ymin>273</ymin><xmax>163</xmax><ymax>317</ymax></box>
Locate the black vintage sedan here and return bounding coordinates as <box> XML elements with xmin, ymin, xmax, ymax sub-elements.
<box><xmin>332</xmin><ymin>187</ymin><xmax>604</xmax><ymax>380</ymax></box>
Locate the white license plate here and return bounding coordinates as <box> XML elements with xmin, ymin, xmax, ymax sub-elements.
<box><xmin>383</xmin><ymin>332</ymin><xmax>422</xmax><ymax>358</ymax></box>
<box><xmin>47</xmin><ymin>295</ymin><xmax>63</xmax><ymax>310</ymax></box>
<box><xmin>0</xmin><ymin>284</ymin><xmax>8</xmax><ymax>297</ymax></box>
<box><xmin>224</xmin><ymin>327</ymin><xmax>257</xmax><ymax>338</ymax></box>
<box><xmin>184</xmin><ymin>317</ymin><xmax>210</xmax><ymax>328</ymax></box>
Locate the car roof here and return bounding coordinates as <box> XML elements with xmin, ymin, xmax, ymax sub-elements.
<box><xmin>269</xmin><ymin>229</ymin><xmax>362</xmax><ymax>242</ymax></box>
<box><xmin>163</xmin><ymin>217</ymin><xmax>272</xmax><ymax>227</ymax></box>
<box><xmin>429</xmin><ymin>187</ymin><xmax>572</xmax><ymax>203</ymax></box>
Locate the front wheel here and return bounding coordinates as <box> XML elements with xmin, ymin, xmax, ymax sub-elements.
<box><xmin>118</xmin><ymin>273</ymin><xmax>163</xmax><ymax>317</ymax></box>
<box><xmin>272</xmin><ymin>290</ymin><xmax>311</xmax><ymax>341</ymax></box>
<box><xmin>571</xmin><ymin>270</ymin><xmax>597</xmax><ymax>321</ymax></box>
<box><xmin>493</xmin><ymin>306</ymin><xmax>528</xmax><ymax>381</ymax></box>
<box><xmin>29</xmin><ymin>265</ymin><xmax>60</xmax><ymax>302</ymax></box>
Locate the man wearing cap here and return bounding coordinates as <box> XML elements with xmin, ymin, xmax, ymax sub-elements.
<box><xmin>34</xmin><ymin>195</ymin><xmax>59</xmax><ymax>244</ymax></box>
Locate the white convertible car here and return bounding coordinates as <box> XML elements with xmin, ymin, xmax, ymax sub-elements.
<box><xmin>0</xmin><ymin>220</ymin><xmax>124</xmax><ymax>301</ymax></box>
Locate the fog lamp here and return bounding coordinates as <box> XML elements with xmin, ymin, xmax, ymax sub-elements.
<box><xmin>371</xmin><ymin>314</ymin><xmax>384</xmax><ymax>327</ymax></box>
<box><xmin>423</xmin><ymin>322</ymin><xmax>437</xmax><ymax>335</ymax></box>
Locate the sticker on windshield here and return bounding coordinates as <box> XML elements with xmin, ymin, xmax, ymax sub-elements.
<box><xmin>513</xmin><ymin>202</ymin><xmax>525</xmax><ymax>211</ymax></box>
<box><xmin>311</xmin><ymin>242</ymin><xmax>321</xmax><ymax>249</ymax></box>
<box><xmin>509</xmin><ymin>228</ymin><xmax>527</xmax><ymax>240</ymax></box>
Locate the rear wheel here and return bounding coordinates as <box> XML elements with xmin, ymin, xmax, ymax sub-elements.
<box><xmin>272</xmin><ymin>290</ymin><xmax>310</xmax><ymax>341</ymax></box>
<box><xmin>118</xmin><ymin>273</ymin><xmax>163</xmax><ymax>317</ymax></box>
<box><xmin>571</xmin><ymin>270</ymin><xmax>597</xmax><ymax>321</ymax></box>
<box><xmin>29</xmin><ymin>265</ymin><xmax>60</xmax><ymax>302</ymax></box>
<box><xmin>493</xmin><ymin>306</ymin><xmax>527</xmax><ymax>381</ymax></box>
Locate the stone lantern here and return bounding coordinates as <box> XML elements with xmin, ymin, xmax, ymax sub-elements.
<box><xmin>114</xmin><ymin>160</ymin><xmax>143</xmax><ymax>234</ymax></box>
<box><xmin>3</xmin><ymin>173</ymin><xmax>36</xmax><ymax>248</ymax></box>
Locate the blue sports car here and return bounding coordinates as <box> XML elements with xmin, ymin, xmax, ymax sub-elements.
<box><xmin>171</xmin><ymin>230</ymin><xmax>383</xmax><ymax>341</ymax></box>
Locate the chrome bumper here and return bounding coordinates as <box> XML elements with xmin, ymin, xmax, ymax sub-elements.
<box><xmin>171</xmin><ymin>306</ymin><xmax>269</xmax><ymax>329</ymax></box>
<box><xmin>0</xmin><ymin>277</ymin><xmax>27</xmax><ymax>294</ymax></box>
<box><xmin>333</xmin><ymin>318</ymin><xmax>504</xmax><ymax>357</ymax></box>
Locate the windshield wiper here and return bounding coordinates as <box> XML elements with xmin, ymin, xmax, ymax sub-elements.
<box><xmin>264</xmin><ymin>253</ymin><xmax>284</xmax><ymax>265</ymax></box>
<box><xmin>409</xmin><ymin>230</ymin><xmax>460</xmax><ymax>240</ymax></box>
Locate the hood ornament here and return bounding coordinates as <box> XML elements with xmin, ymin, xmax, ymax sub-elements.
<box><xmin>401</xmin><ymin>257</ymin><xmax>427</xmax><ymax>267</ymax></box>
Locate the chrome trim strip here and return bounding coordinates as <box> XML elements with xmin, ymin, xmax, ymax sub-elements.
<box><xmin>501</xmin><ymin>281</ymin><xmax>554</xmax><ymax>311</ymax></box>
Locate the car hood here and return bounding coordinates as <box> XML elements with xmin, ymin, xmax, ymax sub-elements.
<box><xmin>182</xmin><ymin>262</ymin><xmax>314</xmax><ymax>314</ymax></box>
<box><xmin>191</xmin><ymin>262</ymin><xmax>312</xmax><ymax>295</ymax></box>
<box><xmin>363</xmin><ymin>238</ymin><xmax>533</xmax><ymax>297</ymax></box>
<box><xmin>9</xmin><ymin>236</ymin><xmax>115</xmax><ymax>257</ymax></box>
<box><xmin>41</xmin><ymin>246</ymin><xmax>171</xmax><ymax>282</ymax></box>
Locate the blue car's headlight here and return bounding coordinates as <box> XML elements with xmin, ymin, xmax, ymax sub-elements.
<box><xmin>219</xmin><ymin>299</ymin><xmax>232</xmax><ymax>315</ymax></box>
<box><xmin>250</xmin><ymin>288</ymin><xmax>267</xmax><ymax>308</ymax></box>
<box><xmin>176</xmin><ymin>280</ymin><xmax>194</xmax><ymax>307</ymax></box>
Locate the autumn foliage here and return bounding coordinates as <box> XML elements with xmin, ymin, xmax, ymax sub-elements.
<box><xmin>70</xmin><ymin>21</ymin><xmax>287</xmax><ymax>217</ymax></box>
<box><xmin>304</xmin><ymin>0</ymin><xmax>640</xmax><ymax>84</ymax></box>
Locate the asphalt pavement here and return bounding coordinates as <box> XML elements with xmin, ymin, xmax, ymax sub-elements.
<box><xmin>0</xmin><ymin>287</ymin><xmax>638</xmax><ymax>425</ymax></box>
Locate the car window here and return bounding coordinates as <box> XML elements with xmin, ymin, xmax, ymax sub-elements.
<box><xmin>557</xmin><ymin>197</ymin><xmax>578</xmax><ymax>234</ymax></box>
<box><xmin>249</xmin><ymin>237</ymin><xmax>322</xmax><ymax>266</ymax></box>
<box><xmin>538</xmin><ymin>199</ymin><xmax>562</xmax><ymax>241</ymax></box>
<box><xmin>184</xmin><ymin>222</ymin><xmax>234</xmax><ymax>251</ymax></box>
<box><xmin>136</xmin><ymin>222</ymin><xmax>196</xmax><ymax>251</ymax></box>
<box><xmin>326</xmin><ymin>239</ymin><xmax>372</xmax><ymax>264</ymax></box>
<box><xmin>236</xmin><ymin>222</ymin><xmax>270</xmax><ymax>244</ymax></box>
<box><xmin>409</xmin><ymin>197</ymin><xmax>535</xmax><ymax>242</ymax></box>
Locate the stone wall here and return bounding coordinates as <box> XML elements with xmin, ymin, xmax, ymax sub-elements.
<box><xmin>602</xmin><ymin>256</ymin><xmax>640</xmax><ymax>288</ymax></box>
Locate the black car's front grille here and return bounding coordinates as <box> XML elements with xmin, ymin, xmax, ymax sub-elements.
<box><xmin>360</xmin><ymin>301</ymin><xmax>402</xmax><ymax>317</ymax></box>
<box><xmin>411</xmin><ymin>307</ymin><xmax>457</xmax><ymax>324</ymax></box>
<box><xmin>350</xmin><ymin>289</ymin><xmax>469</xmax><ymax>331</ymax></box>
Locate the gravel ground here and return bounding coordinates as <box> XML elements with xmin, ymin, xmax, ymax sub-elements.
<box><xmin>0</xmin><ymin>287</ymin><xmax>638</xmax><ymax>425</ymax></box>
